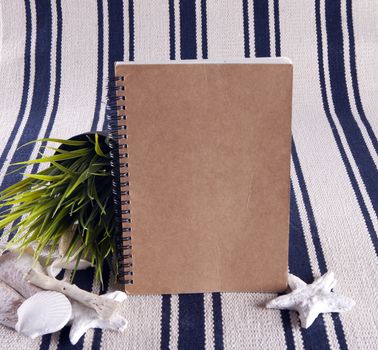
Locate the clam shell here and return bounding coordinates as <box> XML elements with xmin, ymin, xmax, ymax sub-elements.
<box><xmin>15</xmin><ymin>291</ymin><xmax>72</xmax><ymax>339</ymax></box>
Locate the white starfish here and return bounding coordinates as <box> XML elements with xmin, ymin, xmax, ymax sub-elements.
<box><xmin>266</xmin><ymin>272</ymin><xmax>355</xmax><ymax>328</ymax></box>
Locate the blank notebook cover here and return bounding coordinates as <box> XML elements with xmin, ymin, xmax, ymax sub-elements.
<box><xmin>111</xmin><ymin>59</ymin><xmax>293</xmax><ymax>295</ymax></box>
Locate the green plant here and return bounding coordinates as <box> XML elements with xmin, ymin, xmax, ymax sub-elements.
<box><xmin>0</xmin><ymin>133</ymin><xmax>117</xmax><ymax>284</ymax></box>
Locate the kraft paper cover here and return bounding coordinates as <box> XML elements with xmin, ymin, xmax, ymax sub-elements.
<box><xmin>114</xmin><ymin>62</ymin><xmax>293</xmax><ymax>295</ymax></box>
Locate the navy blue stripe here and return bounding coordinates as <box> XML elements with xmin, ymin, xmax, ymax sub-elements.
<box><xmin>331</xmin><ymin>315</ymin><xmax>349</xmax><ymax>350</ymax></box>
<box><xmin>43</xmin><ymin>0</ymin><xmax>63</xmax><ymax>137</ymax></box>
<box><xmin>178</xmin><ymin>294</ymin><xmax>205</xmax><ymax>350</ymax></box>
<box><xmin>288</xmin><ymin>182</ymin><xmax>331</xmax><ymax>350</ymax></box>
<box><xmin>103</xmin><ymin>0</ymin><xmax>124</xmax><ymax>132</ymax></box>
<box><xmin>107</xmin><ymin>0</ymin><xmax>124</xmax><ymax>77</ymax></box>
<box><xmin>325</xmin><ymin>0</ymin><xmax>378</xmax><ymax>216</ymax></box>
<box><xmin>292</xmin><ymin>141</ymin><xmax>348</xmax><ymax>350</ymax></box>
<box><xmin>201</xmin><ymin>0</ymin><xmax>208</xmax><ymax>59</ymax></box>
<box><xmin>253</xmin><ymin>0</ymin><xmax>270</xmax><ymax>57</ymax></box>
<box><xmin>1</xmin><ymin>0</ymin><xmax>52</xmax><ymax>193</ymax></box>
<box><xmin>0</xmin><ymin>0</ymin><xmax>32</xmax><ymax>181</ymax></box>
<box><xmin>31</xmin><ymin>0</ymin><xmax>63</xmax><ymax>174</ymax></box>
<box><xmin>39</xmin><ymin>335</ymin><xmax>52</xmax><ymax>350</ymax></box>
<box><xmin>346</xmin><ymin>0</ymin><xmax>378</xmax><ymax>156</ymax></box>
<box><xmin>179</xmin><ymin>0</ymin><xmax>197</xmax><ymax>59</ymax></box>
<box><xmin>160</xmin><ymin>295</ymin><xmax>172</xmax><ymax>350</ymax></box>
<box><xmin>288</xmin><ymin>183</ymin><xmax>314</xmax><ymax>281</ymax></box>
<box><xmin>168</xmin><ymin>0</ymin><xmax>175</xmax><ymax>60</ymax></box>
<box><xmin>242</xmin><ymin>0</ymin><xmax>251</xmax><ymax>58</ymax></box>
<box><xmin>292</xmin><ymin>142</ymin><xmax>327</xmax><ymax>274</ymax></box>
<box><xmin>280</xmin><ymin>309</ymin><xmax>295</xmax><ymax>350</ymax></box>
<box><xmin>273</xmin><ymin>0</ymin><xmax>281</xmax><ymax>56</ymax></box>
<box><xmin>315</xmin><ymin>0</ymin><xmax>378</xmax><ymax>255</ymax></box>
<box><xmin>212</xmin><ymin>293</ymin><xmax>224</xmax><ymax>350</ymax></box>
<box><xmin>128</xmin><ymin>0</ymin><xmax>135</xmax><ymax>61</ymax></box>
<box><xmin>91</xmin><ymin>0</ymin><xmax>104</xmax><ymax>131</ymax></box>
<box><xmin>56</xmin><ymin>327</ymin><xmax>73</xmax><ymax>349</ymax></box>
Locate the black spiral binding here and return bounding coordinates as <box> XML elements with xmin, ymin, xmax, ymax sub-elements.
<box><xmin>107</xmin><ymin>75</ymin><xmax>133</xmax><ymax>285</ymax></box>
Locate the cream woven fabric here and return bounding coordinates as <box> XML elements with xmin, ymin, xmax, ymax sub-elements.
<box><xmin>0</xmin><ymin>1</ymin><xmax>377</xmax><ymax>349</ymax></box>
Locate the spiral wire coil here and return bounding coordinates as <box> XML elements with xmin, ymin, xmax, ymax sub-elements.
<box><xmin>107</xmin><ymin>76</ymin><xmax>133</xmax><ymax>284</ymax></box>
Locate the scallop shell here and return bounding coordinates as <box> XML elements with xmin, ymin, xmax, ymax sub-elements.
<box><xmin>15</xmin><ymin>291</ymin><xmax>72</xmax><ymax>339</ymax></box>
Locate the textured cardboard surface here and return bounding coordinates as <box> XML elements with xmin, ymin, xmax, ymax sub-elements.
<box><xmin>115</xmin><ymin>62</ymin><xmax>293</xmax><ymax>295</ymax></box>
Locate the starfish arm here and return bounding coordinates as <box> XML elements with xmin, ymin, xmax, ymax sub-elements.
<box><xmin>69</xmin><ymin>316</ymin><xmax>96</xmax><ymax>345</ymax></box>
<box><xmin>68</xmin><ymin>298</ymin><xmax>128</xmax><ymax>345</ymax></box>
<box><xmin>68</xmin><ymin>301</ymin><xmax>99</xmax><ymax>345</ymax></box>
<box><xmin>288</xmin><ymin>274</ymin><xmax>307</xmax><ymax>290</ymax></box>
<box><xmin>318</xmin><ymin>294</ymin><xmax>355</xmax><ymax>313</ymax></box>
<box><xmin>315</xmin><ymin>271</ymin><xmax>337</xmax><ymax>293</ymax></box>
<box><xmin>298</xmin><ymin>307</ymin><xmax>320</xmax><ymax>329</ymax></box>
<box><xmin>104</xmin><ymin>291</ymin><xmax>127</xmax><ymax>303</ymax></box>
<box><xmin>100</xmin><ymin>314</ymin><xmax>128</xmax><ymax>332</ymax></box>
<box><xmin>266</xmin><ymin>294</ymin><xmax>297</xmax><ymax>310</ymax></box>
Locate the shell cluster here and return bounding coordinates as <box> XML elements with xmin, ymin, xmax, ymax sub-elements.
<box><xmin>0</xmin><ymin>250</ymin><xmax>127</xmax><ymax>345</ymax></box>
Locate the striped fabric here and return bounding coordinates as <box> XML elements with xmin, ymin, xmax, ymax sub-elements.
<box><xmin>0</xmin><ymin>0</ymin><xmax>377</xmax><ymax>349</ymax></box>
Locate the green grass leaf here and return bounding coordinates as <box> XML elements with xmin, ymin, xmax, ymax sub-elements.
<box><xmin>10</xmin><ymin>148</ymin><xmax>90</xmax><ymax>166</ymax></box>
<box><xmin>50</xmin><ymin>160</ymin><xmax>76</xmax><ymax>176</ymax></box>
<box><xmin>0</xmin><ymin>134</ymin><xmax>117</xmax><ymax>287</ymax></box>
<box><xmin>94</xmin><ymin>133</ymin><xmax>106</xmax><ymax>157</ymax></box>
<box><xmin>25</xmin><ymin>173</ymin><xmax>65</xmax><ymax>182</ymax></box>
<box><xmin>17</xmin><ymin>138</ymin><xmax>88</xmax><ymax>151</ymax></box>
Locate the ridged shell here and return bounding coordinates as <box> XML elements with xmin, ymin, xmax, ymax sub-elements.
<box><xmin>15</xmin><ymin>291</ymin><xmax>72</xmax><ymax>339</ymax></box>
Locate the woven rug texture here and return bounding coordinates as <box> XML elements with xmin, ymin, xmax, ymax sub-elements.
<box><xmin>0</xmin><ymin>0</ymin><xmax>377</xmax><ymax>349</ymax></box>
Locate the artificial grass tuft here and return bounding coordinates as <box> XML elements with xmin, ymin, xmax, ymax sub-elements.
<box><xmin>0</xmin><ymin>134</ymin><xmax>117</xmax><ymax>285</ymax></box>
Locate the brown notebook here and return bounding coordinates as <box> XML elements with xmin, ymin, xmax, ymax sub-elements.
<box><xmin>110</xmin><ymin>59</ymin><xmax>293</xmax><ymax>295</ymax></box>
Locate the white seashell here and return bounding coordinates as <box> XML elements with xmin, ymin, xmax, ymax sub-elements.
<box><xmin>0</xmin><ymin>281</ymin><xmax>25</xmax><ymax>329</ymax></box>
<box><xmin>46</xmin><ymin>257</ymin><xmax>92</xmax><ymax>279</ymax></box>
<box><xmin>0</xmin><ymin>251</ymin><xmax>43</xmax><ymax>298</ymax></box>
<box><xmin>15</xmin><ymin>291</ymin><xmax>72</xmax><ymax>339</ymax></box>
